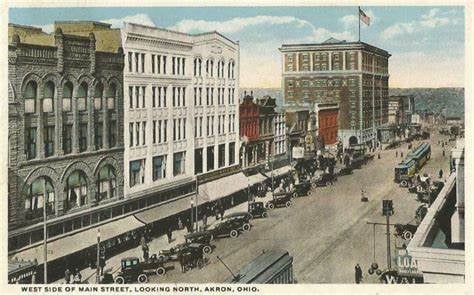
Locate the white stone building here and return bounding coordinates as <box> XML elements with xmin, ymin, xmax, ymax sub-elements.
<box><xmin>274</xmin><ymin>109</ymin><xmax>287</xmax><ymax>156</ymax></box>
<box><xmin>122</xmin><ymin>23</ymin><xmax>239</xmax><ymax>199</ymax></box>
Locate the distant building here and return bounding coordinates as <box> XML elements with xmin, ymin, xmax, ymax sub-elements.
<box><xmin>408</xmin><ymin>140</ymin><xmax>465</xmax><ymax>283</ymax></box>
<box><xmin>388</xmin><ymin>95</ymin><xmax>415</xmax><ymax>126</ymax></box>
<box><xmin>256</xmin><ymin>96</ymin><xmax>277</xmax><ymax>161</ymax></box>
<box><xmin>285</xmin><ymin>107</ymin><xmax>310</xmax><ymax>156</ymax></box>
<box><xmin>279</xmin><ymin>38</ymin><xmax>390</xmax><ymax>148</ymax></box>
<box><xmin>315</xmin><ymin>102</ymin><xmax>339</xmax><ymax>147</ymax></box>
<box><xmin>239</xmin><ymin>92</ymin><xmax>260</xmax><ymax>168</ymax></box>
<box><xmin>274</xmin><ymin>108</ymin><xmax>287</xmax><ymax>156</ymax></box>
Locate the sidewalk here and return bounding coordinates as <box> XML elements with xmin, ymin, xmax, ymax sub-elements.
<box><xmin>54</xmin><ymin>199</ymin><xmax>251</xmax><ymax>284</ymax></box>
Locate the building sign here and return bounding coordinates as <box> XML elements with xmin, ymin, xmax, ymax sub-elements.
<box><xmin>380</xmin><ymin>270</ymin><xmax>424</xmax><ymax>284</ymax></box>
<box><xmin>396</xmin><ymin>249</ymin><xmax>419</xmax><ymax>274</ymax></box>
<box><xmin>292</xmin><ymin>147</ymin><xmax>304</xmax><ymax>159</ymax></box>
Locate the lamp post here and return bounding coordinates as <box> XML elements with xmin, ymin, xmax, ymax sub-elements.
<box><xmin>42</xmin><ymin>178</ymin><xmax>48</xmax><ymax>284</ymax></box>
<box><xmin>190</xmin><ymin>200</ymin><xmax>194</xmax><ymax>233</ymax></box>
<box><xmin>96</xmin><ymin>229</ymin><xmax>101</xmax><ymax>283</ymax></box>
<box><xmin>195</xmin><ymin>178</ymin><xmax>199</xmax><ymax>232</ymax></box>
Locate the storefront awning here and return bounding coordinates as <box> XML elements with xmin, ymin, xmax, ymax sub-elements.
<box><xmin>9</xmin><ymin>215</ymin><xmax>145</xmax><ymax>265</ymax></box>
<box><xmin>198</xmin><ymin>172</ymin><xmax>249</xmax><ymax>202</ymax></box>
<box><xmin>134</xmin><ymin>195</ymin><xmax>194</xmax><ymax>224</ymax></box>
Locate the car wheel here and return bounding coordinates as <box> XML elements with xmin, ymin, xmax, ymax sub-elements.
<box><xmin>292</xmin><ymin>192</ymin><xmax>298</xmax><ymax>198</ymax></box>
<box><xmin>248</xmin><ymin>214</ymin><xmax>254</xmax><ymax>220</ymax></box>
<box><xmin>242</xmin><ymin>223</ymin><xmax>251</xmax><ymax>231</ymax></box>
<box><xmin>285</xmin><ymin>201</ymin><xmax>292</xmax><ymax>208</ymax></box>
<box><xmin>114</xmin><ymin>276</ymin><xmax>125</xmax><ymax>284</ymax></box>
<box><xmin>158</xmin><ymin>254</ymin><xmax>166</xmax><ymax>262</ymax></box>
<box><xmin>262</xmin><ymin>212</ymin><xmax>268</xmax><ymax>218</ymax></box>
<box><xmin>203</xmin><ymin>245</ymin><xmax>212</xmax><ymax>254</ymax></box>
<box><xmin>268</xmin><ymin>203</ymin><xmax>274</xmax><ymax>210</ymax></box>
<box><xmin>209</xmin><ymin>234</ymin><xmax>214</xmax><ymax>241</ymax></box>
<box><xmin>138</xmin><ymin>274</ymin><xmax>148</xmax><ymax>283</ymax></box>
<box><xmin>403</xmin><ymin>230</ymin><xmax>413</xmax><ymax>240</ymax></box>
<box><xmin>230</xmin><ymin>229</ymin><xmax>239</xmax><ymax>238</ymax></box>
<box><xmin>156</xmin><ymin>267</ymin><xmax>166</xmax><ymax>276</ymax></box>
<box><xmin>401</xmin><ymin>180</ymin><xmax>408</xmax><ymax>187</ymax></box>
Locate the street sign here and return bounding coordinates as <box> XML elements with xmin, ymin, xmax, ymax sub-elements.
<box><xmin>292</xmin><ymin>147</ymin><xmax>304</xmax><ymax>159</ymax></box>
<box><xmin>396</xmin><ymin>250</ymin><xmax>419</xmax><ymax>274</ymax></box>
<box><xmin>382</xmin><ymin>199</ymin><xmax>394</xmax><ymax>216</ymax></box>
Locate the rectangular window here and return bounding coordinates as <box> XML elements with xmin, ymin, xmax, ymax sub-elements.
<box><xmin>129</xmin><ymin>123</ymin><xmax>134</xmax><ymax>147</ymax></box>
<box><xmin>183</xmin><ymin>118</ymin><xmax>186</xmax><ymax>139</ymax></box>
<box><xmin>153</xmin><ymin>155</ymin><xmax>166</xmax><ymax>181</ymax></box>
<box><xmin>63</xmin><ymin>124</ymin><xmax>72</xmax><ymax>154</ymax></box>
<box><xmin>173</xmin><ymin>119</ymin><xmax>177</xmax><ymax>141</ymax></box>
<box><xmin>129</xmin><ymin>86</ymin><xmax>133</xmax><ymax>109</ymax></box>
<box><xmin>163</xmin><ymin>120</ymin><xmax>167</xmax><ymax>142</ymax></box>
<box><xmin>151</xmin><ymin>54</ymin><xmax>155</xmax><ymax>73</ymax></box>
<box><xmin>135</xmin><ymin>122</ymin><xmax>140</xmax><ymax>146</ymax></box>
<box><xmin>109</xmin><ymin>120</ymin><xmax>117</xmax><ymax>147</ymax></box>
<box><xmin>194</xmin><ymin>87</ymin><xmax>197</xmax><ymax>106</ymax></box>
<box><xmin>194</xmin><ymin>117</ymin><xmax>198</xmax><ymax>138</ymax></box>
<box><xmin>206</xmin><ymin>87</ymin><xmax>210</xmax><ymax>105</ymax></box>
<box><xmin>199</xmin><ymin>88</ymin><xmax>202</xmax><ymax>105</ymax></box>
<box><xmin>135</xmin><ymin>52</ymin><xmax>139</xmax><ymax>72</ymax></box>
<box><xmin>142</xmin><ymin>86</ymin><xmax>146</xmax><ymax>108</ymax></box>
<box><xmin>79</xmin><ymin>124</ymin><xmax>87</xmax><ymax>152</ymax></box>
<box><xmin>95</xmin><ymin>122</ymin><xmax>103</xmax><ymax>150</ymax></box>
<box><xmin>207</xmin><ymin>146</ymin><xmax>214</xmax><ymax>171</ymax></box>
<box><xmin>142</xmin><ymin>121</ymin><xmax>146</xmax><ymax>145</ymax></box>
<box><xmin>129</xmin><ymin>159</ymin><xmax>145</xmax><ymax>187</ymax></box>
<box><xmin>135</xmin><ymin>86</ymin><xmax>140</xmax><ymax>108</ymax></box>
<box><xmin>153</xmin><ymin>120</ymin><xmax>156</xmax><ymax>144</ymax></box>
<box><xmin>229</xmin><ymin>142</ymin><xmax>235</xmax><ymax>165</ymax></box>
<box><xmin>163</xmin><ymin>56</ymin><xmax>167</xmax><ymax>74</ymax></box>
<box><xmin>157</xmin><ymin>55</ymin><xmax>161</xmax><ymax>74</ymax></box>
<box><xmin>141</xmin><ymin>53</ymin><xmax>145</xmax><ymax>73</ymax></box>
<box><xmin>194</xmin><ymin>148</ymin><xmax>203</xmax><ymax>174</ymax></box>
<box><xmin>128</xmin><ymin>52</ymin><xmax>133</xmax><ymax>72</ymax></box>
<box><xmin>182</xmin><ymin>87</ymin><xmax>186</xmax><ymax>106</ymax></box>
<box><xmin>173</xmin><ymin>87</ymin><xmax>176</xmax><ymax>107</ymax></box>
<box><xmin>218</xmin><ymin>144</ymin><xmax>225</xmax><ymax>168</ymax></box>
<box><xmin>172</xmin><ymin>57</ymin><xmax>176</xmax><ymax>75</ymax></box>
<box><xmin>199</xmin><ymin>117</ymin><xmax>203</xmax><ymax>137</ymax></box>
<box><xmin>182</xmin><ymin>57</ymin><xmax>185</xmax><ymax>75</ymax></box>
<box><xmin>44</xmin><ymin>126</ymin><xmax>54</xmax><ymax>157</ymax></box>
<box><xmin>173</xmin><ymin>152</ymin><xmax>186</xmax><ymax>176</ymax></box>
<box><xmin>152</xmin><ymin>87</ymin><xmax>156</xmax><ymax>108</ymax></box>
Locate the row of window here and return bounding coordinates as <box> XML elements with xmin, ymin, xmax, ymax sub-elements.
<box><xmin>193</xmin><ymin>87</ymin><xmax>235</xmax><ymax>106</ymax></box>
<box><xmin>25</xmin><ymin>121</ymin><xmax>117</xmax><ymax>160</ymax></box>
<box><xmin>194</xmin><ymin>143</ymin><xmax>235</xmax><ymax>174</ymax></box>
<box><xmin>129</xmin><ymin>121</ymin><xmax>147</xmax><ymax>147</ymax></box>
<box><xmin>24</xmin><ymin>81</ymin><xmax>117</xmax><ymax>114</ymax></box>
<box><xmin>129</xmin><ymin>151</ymin><xmax>186</xmax><ymax>187</ymax></box>
<box><xmin>193</xmin><ymin>58</ymin><xmax>236</xmax><ymax>79</ymax></box>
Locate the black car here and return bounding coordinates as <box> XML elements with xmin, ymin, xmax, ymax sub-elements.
<box><xmin>313</xmin><ymin>173</ymin><xmax>337</xmax><ymax>187</ymax></box>
<box><xmin>206</xmin><ymin>218</ymin><xmax>246</xmax><ymax>239</ymax></box>
<box><xmin>223</xmin><ymin>212</ymin><xmax>252</xmax><ymax>232</ymax></box>
<box><xmin>184</xmin><ymin>231</ymin><xmax>212</xmax><ymax>245</ymax></box>
<box><xmin>293</xmin><ymin>181</ymin><xmax>311</xmax><ymax>197</ymax></box>
<box><xmin>338</xmin><ymin>166</ymin><xmax>353</xmax><ymax>176</ymax></box>
<box><xmin>394</xmin><ymin>223</ymin><xmax>418</xmax><ymax>241</ymax></box>
<box><xmin>265</xmin><ymin>192</ymin><xmax>292</xmax><ymax>209</ymax></box>
<box><xmin>114</xmin><ymin>255</ymin><xmax>169</xmax><ymax>284</ymax></box>
<box><xmin>159</xmin><ymin>241</ymin><xmax>213</xmax><ymax>262</ymax></box>
<box><xmin>248</xmin><ymin>201</ymin><xmax>268</xmax><ymax>218</ymax></box>
<box><xmin>417</xmin><ymin>181</ymin><xmax>444</xmax><ymax>204</ymax></box>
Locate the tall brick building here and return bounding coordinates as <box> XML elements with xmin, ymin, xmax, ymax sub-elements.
<box><xmin>279</xmin><ymin>38</ymin><xmax>390</xmax><ymax>148</ymax></box>
<box><xmin>8</xmin><ymin>22</ymin><xmax>125</xmax><ymax>282</ymax></box>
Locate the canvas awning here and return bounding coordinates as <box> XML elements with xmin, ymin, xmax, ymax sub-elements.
<box><xmin>134</xmin><ymin>195</ymin><xmax>194</xmax><ymax>224</ymax></box>
<box><xmin>9</xmin><ymin>215</ymin><xmax>144</xmax><ymax>265</ymax></box>
<box><xmin>197</xmin><ymin>172</ymin><xmax>249</xmax><ymax>202</ymax></box>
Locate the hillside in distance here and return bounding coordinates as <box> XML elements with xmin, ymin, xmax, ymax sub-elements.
<box><xmin>241</xmin><ymin>87</ymin><xmax>464</xmax><ymax>117</ymax></box>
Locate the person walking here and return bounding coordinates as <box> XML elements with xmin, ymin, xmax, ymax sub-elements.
<box><xmin>395</xmin><ymin>150</ymin><xmax>398</xmax><ymax>157</ymax></box>
<box><xmin>167</xmin><ymin>224</ymin><xmax>173</xmax><ymax>243</ymax></box>
<box><xmin>142</xmin><ymin>244</ymin><xmax>149</xmax><ymax>261</ymax></box>
<box><xmin>355</xmin><ymin>264</ymin><xmax>363</xmax><ymax>284</ymax></box>
<box><xmin>439</xmin><ymin>169</ymin><xmax>444</xmax><ymax>179</ymax></box>
<box><xmin>202</xmin><ymin>213</ymin><xmax>208</xmax><ymax>228</ymax></box>
<box><xmin>400</xmin><ymin>151</ymin><xmax>404</xmax><ymax>157</ymax></box>
<box><xmin>73</xmin><ymin>268</ymin><xmax>82</xmax><ymax>284</ymax></box>
<box><xmin>64</xmin><ymin>268</ymin><xmax>71</xmax><ymax>284</ymax></box>
<box><xmin>442</xmin><ymin>149</ymin><xmax>445</xmax><ymax>157</ymax></box>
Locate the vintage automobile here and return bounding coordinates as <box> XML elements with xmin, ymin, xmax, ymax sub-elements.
<box><xmin>206</xmin><ymin>218</ymin><xmax>246</xmax><ymax>239</ymax></box>
<box><xmin>158</xmin><ymin>241</ymin><xmax>213</xmax><ymax>262</ymax></box>
<box><xmin>337</xmin><ymin>166</ymin><xmax>353</xmax><ymax>176</ymax></box>
<box><xmin>416</xmin><ymin>181</ymin><xmax>444</xmax><ymax>204</ymax></box>
<box><xmin>394</xmin><ymin>222</ymin><xmax>418</xmax><ymax>241</ymax></box>
<box><xmin>223</xmin><ymin>212</ymin><xmax>252</xmax><ymax>232</ymax></box>
<box><xmin>114</xmin><ymin>255</ymin><xmax>168</xmax><ymax>284</ymax></box>
<box><xmin>248</xmin><ymin>201</ymin><xmax>268</xmax><ymax>218</ymax></box>
<box><xmin>313</xmin><ymin>173</ymin><xmax>337</xmax><ymax>187</ymax></box>
<box><xmin>292</xmin><ymin>181</ymin><xmax>311</xmax><ymax>197</ymax></box>
<box><xmin>178</xmin><ymin>243</ymin><xmax>206</xmax><ymax>272</ymax></box>
<box><xmin>415</xmin><ymin>204</ymin><xmax>429</xmax><ymax>223</ymax></box>
<box><xmin>184</xmin><ymin>232</ymin><xmax>213</xmax><ymax>253</ymax></box>
<box><xmin>265</xmin><ymin>192</ymin><xmax>292</xmax><ymax>209</ymax></box>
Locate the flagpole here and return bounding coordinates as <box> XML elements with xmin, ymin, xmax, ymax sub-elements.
<box><xmin>358</xmin><ymin>6</ymin><xmax>361</xmax><ymax>42</ymax></box>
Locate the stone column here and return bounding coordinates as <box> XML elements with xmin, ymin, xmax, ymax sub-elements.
<box><xmin>328</xmin><ymin>51</ymin><xmax>332</xmax><ymax>71</ymax></box>
<box><xmin>88</xmin><ymin>86</ymin><xmax>95</xmax><ymax>152</ymax></box>
<box><xmin>55</xmin><ymin>84</ymin><xmax>63</xmax><ymax>156</ymax></box>
<box><xmin>342</xmin><ymin>51</ymin><xmax>346</xmax><ymax>70</ymax></box>
<box><xmin>72</xmin><ymin>86</ymin><xmax>79</xmax><ymax>153</ymax></box>
<box><xmin>36</xmin><ymin>86</ymin><xmax>45</xmax><ymax>159</ymax></box>
<box><xmin>102</xmin><ymin>89</ymin><xmax>109</xmax><ymax>149</ymax></box>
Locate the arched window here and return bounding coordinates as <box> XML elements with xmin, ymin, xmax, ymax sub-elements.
<box><xmin>43</xmin><ymin>81</ymin><xmax>55</xmax><ymax>113</ymax></box>
<box><xmin>63</xmin><ymin>82</ymin><xmax>73</xmax><ymax>112</ymax></box>
<box><xmin>97</xmin><ymin>165</ymin><xmax>117</xmax><ymax>201</ymax></box>
<box><xmin>94</xmin><ymin>82</ymin><xmax>104</xmax><ymax>110</ymax></box>
<box><xmin>64</xmin><ymin>170</ymin><xmax>88</xmax><ymax>211</ymax></box>
<box><xmin>77</xmin><ymin>82</ymin><xmax>88</xmax><ymax>111</ymax></box>
<box><xmin>106</xmin><ymin>83</ymin><xmax>116</xmax><ymax>110</ymax></box>
<box><xmin>24</xmin><ymin>81</ymin><xmax>37</xmax><ymax>113</ymax></box>
<box><xmin>25</xmin><ymin>177</ymin><xmax>55</xmax><ymax>219</ymax></box>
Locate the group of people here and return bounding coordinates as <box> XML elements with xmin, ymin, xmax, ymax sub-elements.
<box><xmin>64</xmin><ymin>268</ymin><xmax>82</xmax><ymax>284</ymax></box>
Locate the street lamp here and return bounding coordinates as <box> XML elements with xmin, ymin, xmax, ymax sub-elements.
<box><xmin>96</xmin><ymin>229</ymin><xmax>101</xmax><ymax>283</ymax></box>
<box><xmin>190</xmin><ymin>200</ymin><xmax>194</xmax><ymax>233</ymax></box>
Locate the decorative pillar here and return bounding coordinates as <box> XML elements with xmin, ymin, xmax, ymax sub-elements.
<box><xmin>102</xmin><ymin>89</ymin><xmax>109</xmax><ymax>149</ymax></box>
<box><xmin>55</xmin><ymin>84</ymin><xmax>63</xmax><ymax>156</ymax></box>
<box><xmin>36</xmin><ymin>87</ymin><xmax>45</xmax><ymax>159</ymax></box>
<box><xmin>89</xmin><ymin>33</ymin><xmax>96</xmax><ymax>74</ymax></box>
<box><xmin>87</xmin><ymin>85</ymin><xmax>95</xmax><ymax>152</ymax></box>
<box><xmin>72</xmin><ymin>86</ymin><xmax>79</xmax><ymax>154</ymax></box>
<box><xmin>55</xmin><ymin>28</ymin><xmax>64</xmax><ymax>74</ymax></box>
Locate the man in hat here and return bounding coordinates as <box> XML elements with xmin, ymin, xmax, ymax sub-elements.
<box><xmin>355</xmin><ymin>264</ymin><xmax>363</xmax><ymax>284</ymax></box>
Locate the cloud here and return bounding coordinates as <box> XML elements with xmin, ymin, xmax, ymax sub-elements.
<box><xmin>36</xmin><ymin>13</ymin><xmax>155</xmax><ymax>34</ymax></box>
<box><xmin>169</xmin><ymin>15</ymin><xmax>310</xmax><ymax>34</ymax></box>
<box><xmin>339</xmin><ymin>9</ymin><xmax>376</xmax><ymax>29</ymax></box>
<box><xmin>381</xmin><ymin>8</ymin><xmax>461</xmax><ymax>40</ymax></box>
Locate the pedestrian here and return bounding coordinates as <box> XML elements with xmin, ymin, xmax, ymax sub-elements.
<box><xmin>439</xmin><ymin>169</ymin><xmax>443</xmax><ymax>179</ymax></box>
<box><xmin>202</xmin><ymin>213</ymin><xmax>208</xmax><ymax>228</ymax></box>
<box><xmin>395</xmin><ymin>150</ymin><xmax>398</xmax><ymax>157</ymax></box>
<box><xmin>355</xmin><ymin>264</ymin><xmax>363</xmax><ymax>284</ymax></box>
<box><xmin>64</xmin><ymin>268</ymin><xmax>71</xmax><ymax>284</ymax></box>
<box><xmin>142</xmin><ymin>244</ymin><xmax>149</xmax><ymax>261</ymax></box>
<box><xmin>178</xmin><ymin>217</ymin><xmax>183</xmax><ymax>230</ymax></box>
<box><xmin>401</xmin><ymin>151</ymin><xmax>404</xmax><ymax>157</ymax></box>
<box><xmin>220</xmin><ymin>204</ymin><xmax>225</xmax><ymax>220</ymax></box>
<box><xmin>73</xmin><ymin>268</ymin><xmax>82</xmax><ymax>284</ymax></box>
<box><xmin>377</xmin><ymin>153</ymin><xmax>381</xmax><ymax>159</ymax></box>
<box><xmin>167</xmin><ymin>224</ymin><xmax>173</xmax><ymax>243</ymax></box>
<box><xmin>442</xmin><ymin>149</ymin><xmax>445</xmax><ymax>157</ymax></box>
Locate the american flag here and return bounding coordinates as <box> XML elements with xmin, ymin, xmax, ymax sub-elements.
<box><xmin>359</xmin><ymin>8</ymin><xmax>371</xmax><ymax>26</ymax></box>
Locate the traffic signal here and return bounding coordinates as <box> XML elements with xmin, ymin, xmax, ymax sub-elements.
<box><xmin>382</xmin><ymin>200</ymin><xmax>394</xmax><ymax>216</ymax></box>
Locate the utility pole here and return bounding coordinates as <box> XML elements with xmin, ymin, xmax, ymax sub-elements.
<box><xmin>382</xmin><ymin>200</ymin><xmax>394</xmax><ymax>269</ymax></box>
<box><xmin>195</xmin><ymin>177</ymin><xmax>199</xmax><ymax>232</ymax></box>
<box><xmin>96</xmin><ymin>229</ymin><xmax>101</xmax><ymax>283</ymax></box>
<box><xmin>43</xmin><ymin>178</ymin><xmax>48</xmax><ymax>284</ymax></box>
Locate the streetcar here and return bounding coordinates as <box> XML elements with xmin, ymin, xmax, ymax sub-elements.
<box><xmin>407</xmin><ymin>142</ymin><xmax>431</xmax><ymax>171</ymax></box>
<box><xmin>394</xmin><ymin>158</ymin><xmax>417</xmax><ymax>185</ymax></box>
<box><xmin>224</xmin><ymin>250</ymin><xmax>294</xmax><ymax>284</ymax></box>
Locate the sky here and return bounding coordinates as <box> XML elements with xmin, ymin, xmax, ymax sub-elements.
<box><xmin>9</xmin><ymin>6</ymin><xmax>465</xmax><ymax>88</ymax></box>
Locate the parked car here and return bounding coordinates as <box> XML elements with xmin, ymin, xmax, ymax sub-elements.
<box><xmin>206</xmin><ymin>218</ymin><xmax>246</xmax><ymax>239</ymax></box>
<box><xmin>248</xmin><ymin>201</ymin><xmax>268</xmax><ymax>218</ymax></box>
<box><xmin>293</xmin><ymin>181</ymin><xmax>311</xmax><ymax>197</ymax></box>
<box><xmin>159</xmin><ymin>241</ymin><xmax>213</xmax><ymax>262</ymax></box>
<box><xmin>114</xmin><ymin>255</ymin><xmax>169</xmax><ymax>284</ymax></box>
<box><xmin>223</xmin><ymin>212</ymin><xmax>252</xmax><ymax>232</ymax></box>
<box><xmin>265</xmin><ymin>192</ymin><xmax>292</xmax><ymax>209</ymax></box>
<box><xmin>394</xmin><ymin>222</ymin><xmax>418</xmax><ymax>241</ymax></box>
<box><xmin>313</xmin><ymin>173</ymin><xmax>337</xmax><ymax>187</ymax></box>
<box><xmin>338</xmin><ymin>166</ymin><xmax>353</xmax><ymax>176</ymax></box>
<box><xmin>417</xmin><ymin>181</ymin><xmax>444</xmax><ymax>204</ymax></box>
<box><xmin>184</xmin><ymin>232</ymin><xmax>214</xmax><ymax>253</ymax></box>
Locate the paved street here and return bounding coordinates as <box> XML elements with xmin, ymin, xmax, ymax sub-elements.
<box><xmin>64</xmin><ymin>131</ymin><xmax>452</xmax><ymax>284</ymax></box>
<box><xmin>146</xmin><ymin>130</ymin><xmax>451</xmax><ymax>284</ymax></box>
